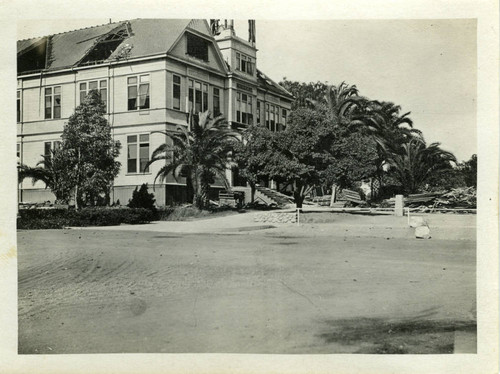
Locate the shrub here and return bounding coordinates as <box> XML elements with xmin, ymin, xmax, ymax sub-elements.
<box><xmin>17</xmin><ymin>209</ymin><xmax>76</xmax><ymax>230</ymax></box>
<box><xmin>128</xmin><ymin>184</ymin><xmax>156</xmax><ymax>211</ymax></box>
<box><xmin>17</xmin><ymin>207</ymin><xmax>155</xmax><ymax>230</ymax></box>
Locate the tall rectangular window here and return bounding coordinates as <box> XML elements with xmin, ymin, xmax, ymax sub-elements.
<box><xmin>188</xmin><ymin>79</ymin><xmax>209</xmax><ymax>114</ymax></box>
<box><xmin>43</xmin><ymin>141</ymin><xmax>60</xmax><ymax>164</ymax></box>
<box><xmin>202</xmin><ymin>84</ymin><xmax>208</xmax><ymax>112</ymax></box>
<box><xmin>139</xmin><ymin>134</ymin><xmax>150</xmax><ymax>173</ymax></box>
<box><xmin>236</xmin><ymin>92</ymin><xmax>253</xmax><ymax>125</ymax></box>
<box><xmin>236</xmin><ymin>52</ymin><xmax>254</xmax><ymax>75</ymax></box>
<box><xmin>127</xmin><ymin>134</ymin><xmax>150</xmax><ymax>173</ymax></box>
<box><xmin>173</xmin><ymin>75</ymin><xmax>181</xmax><ymax>110</ymax></box>
<box><xmin>257</xmin><ymin>101</ymin><xmax>261</xmax><ymax>125</ymax></box>
<box><xmin>44</xmin><ymin>142</ymin><xmax>51</xmax><ymax>159</ymax></box>
<box><xmin>17</xmin><ymin>91</ymin><xmax>21</xmax><ymax>122</ymax></box>
<box><xmin>127</xmin><ymin>135</ymin><xmax>137</xmax><ymax>173</ymax></box>
<box><xmin>79</xmin><ymin>80</ymin><xmax>107</xmax><ymax>109</ymax></box>
<box><xmin>188</xmin><ymin>80</ymin><xmax>194</xmax><ymax>111</ymax></box>
<box><xmin>99</xmin><ymin>80</ymin><xmax>107</xmax><ymax>109</ymax></box>
<box><xmin>265</xmin><ymin>104</ymin><xmax>270</xmax><ymax>129</ymax></box>
<box><xmin>236</xmin><ymin>93</ymin><xmax>241</xmax><ymax>123</ymax></box>
<box><xmin>282</xmin><ymin>109</ymin><xmax>287</xmax><ymax>128</ymax></box>
<box><xmin>17</xmin><ymin>143</ymin><xmax>20</xmax><ymax>159</ymax></box>
<box><xmin>270</xmin><ymin>104</ymin><xmax>276</xmax><ymax>132</ymax></box>
<box><xmin>194</xmin><ymin>81</ymin><xmax>202</xmax><ymax>113</ymax></box>
<box><xmin>45</xmin><ymin>86</ymin><xmax>61</xmax><ymax>119</ymax></box>
<box><xmin>128</xmin><ymin>75</ymin><xmax>150</xmax><ymax>111</ymax></box>
<box><xmin>213</xmin><ymin>87</ymin><xmax>220</xmax><ymax>116</ymax></box>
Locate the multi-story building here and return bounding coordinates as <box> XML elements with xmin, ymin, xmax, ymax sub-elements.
<box><xmin>17</xmin><ymin>19</ymin><xmax>293</xmax><ymax>206</ymax></box>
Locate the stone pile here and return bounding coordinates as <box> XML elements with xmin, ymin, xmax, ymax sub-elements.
<box><xmin>410</xmin><ymin>215</ymin><xmax>431</xmax><ymax>239</ymax></box>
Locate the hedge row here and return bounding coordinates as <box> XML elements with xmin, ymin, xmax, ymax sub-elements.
<box><xmin>17</xmin><ymin>208</ymin><xmax>155</xmax><ymax>230</ymax></box>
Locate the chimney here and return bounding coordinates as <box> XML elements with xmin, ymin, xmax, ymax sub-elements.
<box><xmin>248</xmin><ymin>20</ymin><xmax>256</xmax><ymax>46</ymax></box>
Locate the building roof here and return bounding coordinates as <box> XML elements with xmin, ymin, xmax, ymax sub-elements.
<box><xmin>257</xmin><ymin>69</ymin><xmax>293</xmax><ymax>100</ymax></box>
<box><xmin>17</xmin><ymin>19</ymin><xmax>192</xmax><ymax>73</ymax></box>
<box><xmin>17</xmin><ymin>19</ymin><xmax>294</xmax><ymax>101</ymax></box>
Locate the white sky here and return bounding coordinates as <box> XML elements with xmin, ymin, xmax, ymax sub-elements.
<box><xmin>18</xmin><ymin>18</ymin><xmax>477</xmax><ymax>162</ymax></box>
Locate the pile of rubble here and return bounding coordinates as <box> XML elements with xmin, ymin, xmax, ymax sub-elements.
<box><xmin>381</xmin><ymin>187</ymin><xmax>476</xmax><ymax>212</ymax></box>
<box><xmin>434</xmin><ymin>187</ymin><xmax>476</xmax><ymax>209</ymax></box>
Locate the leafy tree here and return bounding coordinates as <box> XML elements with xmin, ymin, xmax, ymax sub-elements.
<box><xmin>425</xmin><ymin>153</ymin><xmax>477</xmax><ymax>191</ymax></box>
<box><xmin>128</xmin><ymin>183</ymin><xmax>156</xmax><ymax>211</ymax></box>
<box><xmin>383</xmin><ymin>137</ymin><xmax>457</xmax><ymax>194</ymax></box>
<box><xmin>279</xmin><ymin>78</ymin><xmax>327</xmax><ymax>110</ymax></box>
<box><xmin>233</xmin><ymin>124</ymin><xmax>274</xmax><ymax>202</ymax></box>
<box><xmin>319</xmin><ymin>129</ymin><xmax>378</xmax><ymax>190</ymax></box>
<box><xmin>267</xmin><ymin>108</ymin><xmax>333</xmax><ymax>208</ymax></box>
<box><xmin>19</xmin><ymin>90</ymin><xmax>120</xmax><ymax>208</ymax></box>
<box><xmin>146</xmin><ymin>111</ymin><xmax>239</xmax><ymax>210</ymax></box>
<box><xmin>261</xmin><ymin>107</ymin><xmax>375</xmax><ymax>208</ymax></box>
<box><xmin>45</xmin><ymin>90</ymin><xmax>121</xmax><ymax>209</ymax></box>
<box><xmin>460</xmin><ymin>154</ymin><xmax>477</xmax><ymax>188</ymax></box>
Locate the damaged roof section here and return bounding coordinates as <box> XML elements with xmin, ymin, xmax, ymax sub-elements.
<box><xmin>17</xmin><ymin>36</ymin><xmax>49</xmax><ymax>74</ymax></box>
<box><xmin>17</xmin><ymin>19</ymin><xmax>192</xmax><ymax>75</ymax></box>
<box><xmin>257</xmin><ymin>69</ymin><xmax>293</xmax><ymax>99</ymax></box>
<box><xmin>79</xmin><ymin>22</ymin><xmax>132</xmax><ymax>66</ymax></box>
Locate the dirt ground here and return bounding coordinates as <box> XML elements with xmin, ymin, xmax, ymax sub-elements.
<box><xmin>17</xmin><ymin>220</ymin><xmax>476</xmax><ymax>354</ymax></box>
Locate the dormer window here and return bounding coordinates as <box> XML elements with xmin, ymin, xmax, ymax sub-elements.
<box><xmin>186</xmin><ymin>33</ymin><xmax>209</xmax><ymax>62</ymax></box>
<box><xmin>236</xmin><ymin>52</ymin><xmax>254</xmax><ymax>75</ymax></box>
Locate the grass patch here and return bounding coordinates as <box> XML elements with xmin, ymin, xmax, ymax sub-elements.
<box><xmin>319</xmin><ymin>317</ymin><xmax>476</xmax><ymax>354</ymax></box>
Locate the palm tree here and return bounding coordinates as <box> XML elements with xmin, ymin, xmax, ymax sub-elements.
<box><xmin>18</xmin><ymin>150</ymin><xmax>73</xmax><ymax>203</ymax></box>
<box><xmin>306</xmin><ymin>81</ymin><xmax>364</xmax><ymax>122</ymax></box>
<box><xmin>383</xmin><ymin>137</ymin><xmax>457</xmax><ymax>194</ymax></box>
<box><xmin>146</xmin><ymin>110</ymin><xmax>239</xmax><ymax>209</ymax></box>
<box><xmin>349</xmin><ymin>100</ymin><xmax>423</xmax><ymax>198</ymax></box>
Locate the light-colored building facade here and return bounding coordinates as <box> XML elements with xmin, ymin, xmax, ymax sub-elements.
<box><xmin>17</xmin><ymin>19</ymin><xmax>293</xmax><ymax>206</ymax></box>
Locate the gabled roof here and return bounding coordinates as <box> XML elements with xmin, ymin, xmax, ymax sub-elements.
<box><xmin>256</xmin><ymin>69</ymin><xmax>293</xmax><ymax>100</ymax></box>
<box><xmin>17</xmin><ymin>19</ymin><xmax>196</xmax><ymax>74</ymax></box>
<box><xmin>107</xmin><ymin>19</ymin><xmax>191</xmax><ymax>60</ymax></box>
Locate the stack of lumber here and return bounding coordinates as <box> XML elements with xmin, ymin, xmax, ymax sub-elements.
<box><xmin>337</xmin><ymin>189</ymin><xmax>363</xmax><ymax>205</ymax></box>
<box><xmin>219</xmin><ymin>191</ymin><xmax>236</xmax><ymax>208</ymax></box>
<box><xmin>405</xmin><ymin>192</ymin><xmax>444</xmax><ymax>206</ymax></box>
<box><xmin>379</xmin><ymin>187</ymin><xmax>477</xmax><ymax>211</ymax></box>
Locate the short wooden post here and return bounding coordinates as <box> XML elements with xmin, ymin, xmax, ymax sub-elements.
<box><xmin>329</xmin><ymin>184</ymin><xmax>337</xmax><ymax>207</ymax></box>
<box><xmin>395</xmin><ymin>194</ymin><xmax>404</xmax><ymax>217</ymax></box>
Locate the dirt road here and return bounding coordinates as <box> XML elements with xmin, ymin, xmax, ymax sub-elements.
<box><xmin>18</xmin><ymin>227</ymin><xmax>476</xmax><ymax>354</ymax></box>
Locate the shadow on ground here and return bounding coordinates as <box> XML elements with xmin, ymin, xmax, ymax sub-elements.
<box><xmin>319</xmin><ymin>317</ymin><xmax>476</xmax><ymax>354</ymax></box>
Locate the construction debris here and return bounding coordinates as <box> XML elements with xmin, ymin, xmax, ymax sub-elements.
<box><xmin>434</xmin><ymin>187</ymin><xmax>476</xmax><ymax>209</ymax></box>
<box><xmin>380</xmin><ymin>187</ymin><xmax>476</xmax><ymax>212</ymax></box>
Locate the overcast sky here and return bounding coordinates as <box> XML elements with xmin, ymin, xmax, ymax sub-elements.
<box><xmin>18</xmin><ymin>18</ymin><xmax>477</xmax><ymax>162</ymax></box>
